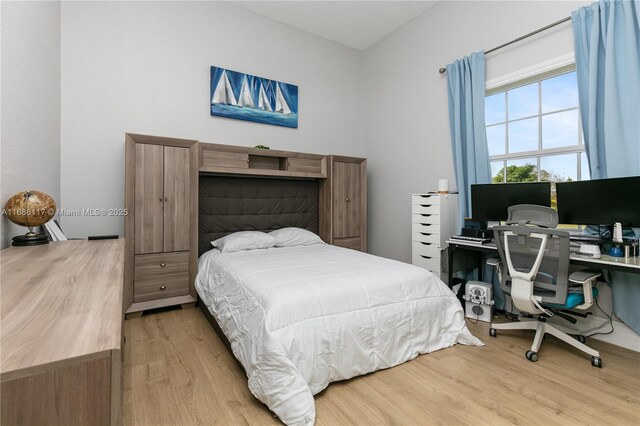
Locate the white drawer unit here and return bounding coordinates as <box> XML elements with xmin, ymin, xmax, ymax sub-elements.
<box><xmin>411</xmin><ymin>193</ymin><xmax>459</xmax><ymax>279</ymax></box>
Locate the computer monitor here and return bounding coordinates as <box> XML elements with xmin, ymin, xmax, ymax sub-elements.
<box><xmin>471</xmin><ymin>182</ymin><xmax>551</xmax><ymax>222</ymax></box>
<box><xmin>556</xmin><ymin>176</ymin><xmax>640</xmax><ymax>226</ymax></box>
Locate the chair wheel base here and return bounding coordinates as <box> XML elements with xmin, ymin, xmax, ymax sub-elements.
<box><xmin>571</xmin><ymin>334</ymin><xmax>586</xmax><ymax>344</ymax></box>
<box><xmin>489</xmin><ymin>328</ymin><xmax>497</xmax><ymax>337</ymax></box>
<box><xmin>525</xmin><ymin>350</ymin><xmax>538</xmax><ymax>362</ymax></box>
<box><xmin>591</xmin><ymin>356</ymin><xmax>602</xmax><ymax>368</ymax></box>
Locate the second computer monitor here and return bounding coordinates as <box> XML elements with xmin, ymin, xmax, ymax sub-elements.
<box><xmin>471</xmin><ymin>182</ymin><xmax>551</xmax><ymax>222</ymax></box>
<box><xmin>556</xmin><ymin>176</ymin><xmax>640</xmax><ymax>226</ymax></box>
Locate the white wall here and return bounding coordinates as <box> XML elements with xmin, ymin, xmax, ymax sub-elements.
<box><xmin>1</xmin><ymin>1</ymin><xmax>61</xmax><ymax>249</ymax></box>
<box><xmin>362</xmin><ymin>0</ymin><xmax>590</xmax><ymax>263</ymax></box>
<box><xmin>60</xmin><ymin>1</ymin><xmax>363</xmax><ymax>238</ymax></box>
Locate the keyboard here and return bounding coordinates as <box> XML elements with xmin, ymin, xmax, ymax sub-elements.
<box><xmin>450</xmin><ymin>235</ymin><xmax>492</xmax><ymax>245</ymax></box>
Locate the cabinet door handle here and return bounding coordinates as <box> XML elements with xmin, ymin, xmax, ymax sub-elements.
<box><xmin>346</xmin><ymin>197</ymin><xmax>350</xmax><ymax>202</ymax></box>
<box><xmin>159</xmin><ymin>285</ymin><xmax>166</xmax><ymax>291</ymax></box>
<box><xmin>159</xmin><ymin>197</ymin><xmax>163</xmax><ymax>202</ymax></box>
<box><xmin>346</xmin><ymin>244</ymin><xmax>351</xmax><ymax>248</ymax></box>
<box><xmin>159</xmin><ymin>263</ymin><xmax>166</xmax><ymax>267</ymax></box>
<box><xmin>164</xmin><ymin>197</ymin><xmax>168</xmax><ymax>202</ymax></box>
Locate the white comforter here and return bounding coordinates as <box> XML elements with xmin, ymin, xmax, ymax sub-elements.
<box><xmin>196</xmin><ymin>244</ymin><xmax>482</xmax><ymax>425</ymax></box>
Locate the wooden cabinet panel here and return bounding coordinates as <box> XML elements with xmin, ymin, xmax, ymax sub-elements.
<box><xmin>202</xmin><ymin>149</ymin><xmax>249</xmax><ymax>169</ymax></box>
<box><xmin>135</xmin><ymin>144</ymin><xmax>164</xmax><ymax>254</ymax></box>
<box><xmin>1</xmin><ymin>356</ymin><xmax>112</xmax><ymax>426</ymax></box>
<box><xmin>287</xmin><ymin>157</ymin><xmax>322</xmax><ymax>174</ymax></box>
<box><xmin>164</xmin><ymin>147</ymin><xmax>190</xmax><ymax>252</ymax></box>
<box><xmin>332</xmin><ymin>161</ymin><xmax>361</xmax><ymax>239</ymax></box>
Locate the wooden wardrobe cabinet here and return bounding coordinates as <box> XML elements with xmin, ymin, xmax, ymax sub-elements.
<box><xmin>124</xmin><ymin>134</ymin><xmax>198</xmax><ymax>317</ymax></box>
<box><xmin>320</xmin><ymin>155</ymin><xmax>367</xmax><ymax>252</ymax></box>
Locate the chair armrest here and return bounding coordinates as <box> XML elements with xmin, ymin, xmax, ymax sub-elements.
<box><xmin>569</xmin><ymin>270</ymin><xmax>601</xmax><ymax>307</ymax></box>
<box><xmin>569</xmin><ymin>270</ymin><xmax>601</xmax><ymax>284</ymax></box>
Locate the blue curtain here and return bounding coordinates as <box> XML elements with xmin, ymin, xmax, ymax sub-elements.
<box><xmin>446</xmin><ymin>52</ymin><xmax>492</xmax><ymax>230</ymax></box>
<box><xmin>572</xmin><ymin>0</ymin><xmax>640</xmax><ymax>179</ymax></box>
<box><xmin>572</xmin><ymin>0</ymin><xmax>640</xmax><ymax>335</ymax></box>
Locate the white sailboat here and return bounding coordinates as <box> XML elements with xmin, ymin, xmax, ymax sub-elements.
<box><xmin>258</xmin><ymin>82</ymin><xmax>273</xmax><ymax>112</ymax></box>
<box><xmin>237</xmin><ymin>75</ymin><xmax>255</xmax><ymax>108</ymax></box>
<box><xmin>275</xmin><ymin>82</ymin><xmax>292</xmax><ymax>114</ymax></box>
<box><xmin>211</xmin><ymin>69</ymin><xmax>237</xmax><ymax>106</ymax></box>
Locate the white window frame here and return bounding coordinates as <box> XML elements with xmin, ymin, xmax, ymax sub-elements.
<box><xmin>485</xmin><ymin>54</ymin><xmax>588</xmax><ymax>183</ymax></box>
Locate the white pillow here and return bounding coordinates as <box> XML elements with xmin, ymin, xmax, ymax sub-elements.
<box><xmin>269</xmin><ymin>227</ymin><xmax>323</xmax><ymax>247</ymax></box>
<box><xmin>211</xmin><ymin>231</ymin><xmax>275</xmax><ymax>253</ymax></box>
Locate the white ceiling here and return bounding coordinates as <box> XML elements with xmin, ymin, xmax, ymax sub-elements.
<box><xmin>227</xmin><ymin>1</ymin><xmax>439</xmax><ymax>50</ymax></box>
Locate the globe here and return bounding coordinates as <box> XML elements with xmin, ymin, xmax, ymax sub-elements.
<box><xmin>4</xmin><ymin>190</ymin><xmax>56</xmax><ymax>246</ymax></box>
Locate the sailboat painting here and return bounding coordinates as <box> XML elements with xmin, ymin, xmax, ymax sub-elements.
<box><xmin>210</xmin><ymin>66</ymin><xmax>298</xmax><ymax>128</ymax></box>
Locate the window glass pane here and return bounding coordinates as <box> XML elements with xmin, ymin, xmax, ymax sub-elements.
<box><xmin>505</xmin><ymin>158</ymin><xmax>537</xmax><ymax>182</ymax></box>
<box><xmin>508</xmin><ymin>83</ymin><xmax>538</xmax><ymax>120</ymax></box>
<box><xmin>540</xmin><ymin>154</ymin><xmax>577</xmax><ymax>182</ymax></box>
<box><xmin>486</xmin><ymin>124</ymin><xmax>505</xmax><ymax>156</ymax></box>
<box><xmin>542</xmin><ymin>110</ymin><xmax>579</xmax><ymax>149</ymax></box>
<box><xmin>485</xmin><ymin>93</ymin><xmax>505</xmax><ymax>125</ymax></box>
<box><xmin>491</xmin><ymin>161</ymin><xmax>505</xmax><ymax>183</ymax></box>
<box><xmin>541</xmin><ymin>71</ymin><xmax>578</xmax><ymax>113</ymax></box>
<box><xmin>581</xmin><ymin>152</ymin><xmax>591</xmax><ymax>180</ymax></box>
<box><xmin>508</xmin><ymin>117</ymin><xmax>538</xmax><ymax>153</ymax></box>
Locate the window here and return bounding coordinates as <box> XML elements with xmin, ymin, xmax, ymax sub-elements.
<box><xmin>485</xmin><ymin>68</ymin><xmax>590</xmax><ymax>187</ymax></box>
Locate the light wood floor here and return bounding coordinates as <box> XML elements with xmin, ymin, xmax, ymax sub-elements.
<box><xmin>124</xmin><ymin>307</ymin><xmax>640</xmax><ymax>425</ymax></box>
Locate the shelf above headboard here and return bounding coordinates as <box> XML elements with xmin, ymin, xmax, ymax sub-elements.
<box><xmin>199</xmin><ymin>143</ymin><xmax>328</xmax><ymax>179</ymax></box>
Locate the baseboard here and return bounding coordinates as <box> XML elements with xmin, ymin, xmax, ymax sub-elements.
<box><xmin>572</xmin><ymin>316</ymin><xmax>640</xmax><ymax>352</ymax></box>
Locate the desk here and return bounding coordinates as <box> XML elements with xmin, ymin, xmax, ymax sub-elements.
<box><xmin>1</xmin><ymin>240</ymin><xmax>124</xmax><ymax>425</ymax></box>
<box><xmin>446</xmin><ymin>239</ymin><xmax>640</xmax><ymax>287</ymax></box>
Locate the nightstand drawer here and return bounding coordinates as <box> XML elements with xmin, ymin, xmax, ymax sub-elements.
<box><xmin>412</xmin><ymin>203</ymin><xmax>441</xmax><ymax>216</ymax></box>
<box><xmin>133</xmin><ymin>273</ymin><xmax>189</xmax><ymax>302</ymax></box>
<box><xmin>135</xmin><ymin>251</ymin><xmax>189</xmax><ymax>276</ymax></box>
<box><xmin>412</xmin><ymin>232</ymin><xmax>440</xmax><ymax>244</ymax></box>
<box><xmin>333</xmin><ymin>237</ymin><xmax>361</xmax><ymax>251</ymax></box>
<box><xmin>134</xmin><ymin>252</ymin><xmax>190</xmax><ymax>302</ymax></box>
<box><xmin>412</xmin><ymin>241</ymin><xmax>440</xmax><ymax>257</ymax></box>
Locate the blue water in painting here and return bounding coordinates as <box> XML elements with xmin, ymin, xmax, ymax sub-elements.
<box><xmin>211</xmin><ymin>104</ymin><xmax>298</xmax><ymax>128</ymax></box>
<box><xmin>210</xmin><ymin>66</ymin><xmax>298</xmax><ymax>128</ymax></box>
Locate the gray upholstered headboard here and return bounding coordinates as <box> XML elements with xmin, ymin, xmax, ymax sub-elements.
<box><xmin>199</xmin><ymin>175</ymin><xmax>319</xmax><ymax>256</ymax></box>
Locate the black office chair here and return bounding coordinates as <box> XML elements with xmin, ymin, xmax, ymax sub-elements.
<box><xmin>488</xmin><ymin>205</ymin><xmax>603</xmax><ymax>367</ymax></box>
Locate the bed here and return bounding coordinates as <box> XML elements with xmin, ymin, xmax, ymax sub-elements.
<box><xmin>196</xmin><ymin>175</ymin><xmax>482</xmax><ymax>425</ymax></box>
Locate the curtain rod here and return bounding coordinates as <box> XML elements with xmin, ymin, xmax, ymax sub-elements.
<box><xmin>438</xmin><ymin>16</ymin><xmax>572</xmax><ymax>74</ymax></box>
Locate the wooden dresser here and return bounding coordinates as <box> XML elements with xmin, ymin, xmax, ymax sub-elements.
<box><xmin>0</xmin><ymin>240</ymin><xmax>124</xmax><ymax>426</ymax></box>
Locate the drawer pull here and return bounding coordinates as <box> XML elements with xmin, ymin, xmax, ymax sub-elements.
<box><xmin>346</xmin><ymin>244</ymin><xmax>351</xmax><ymax>248</ymax></box>
<box><xmin>159</xmin><ymin>263</ymin><xmax>166</xmax><ymax>267</ymax></box>
<box><xmin>159</xmin><ymin>285</ymin><xmax>166</xmax><ymax>291</ymax></box>
<box><xmin>346</xmin><ymin>197</ymin><xmax>350</xmax><ymax>202</ymax></box>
